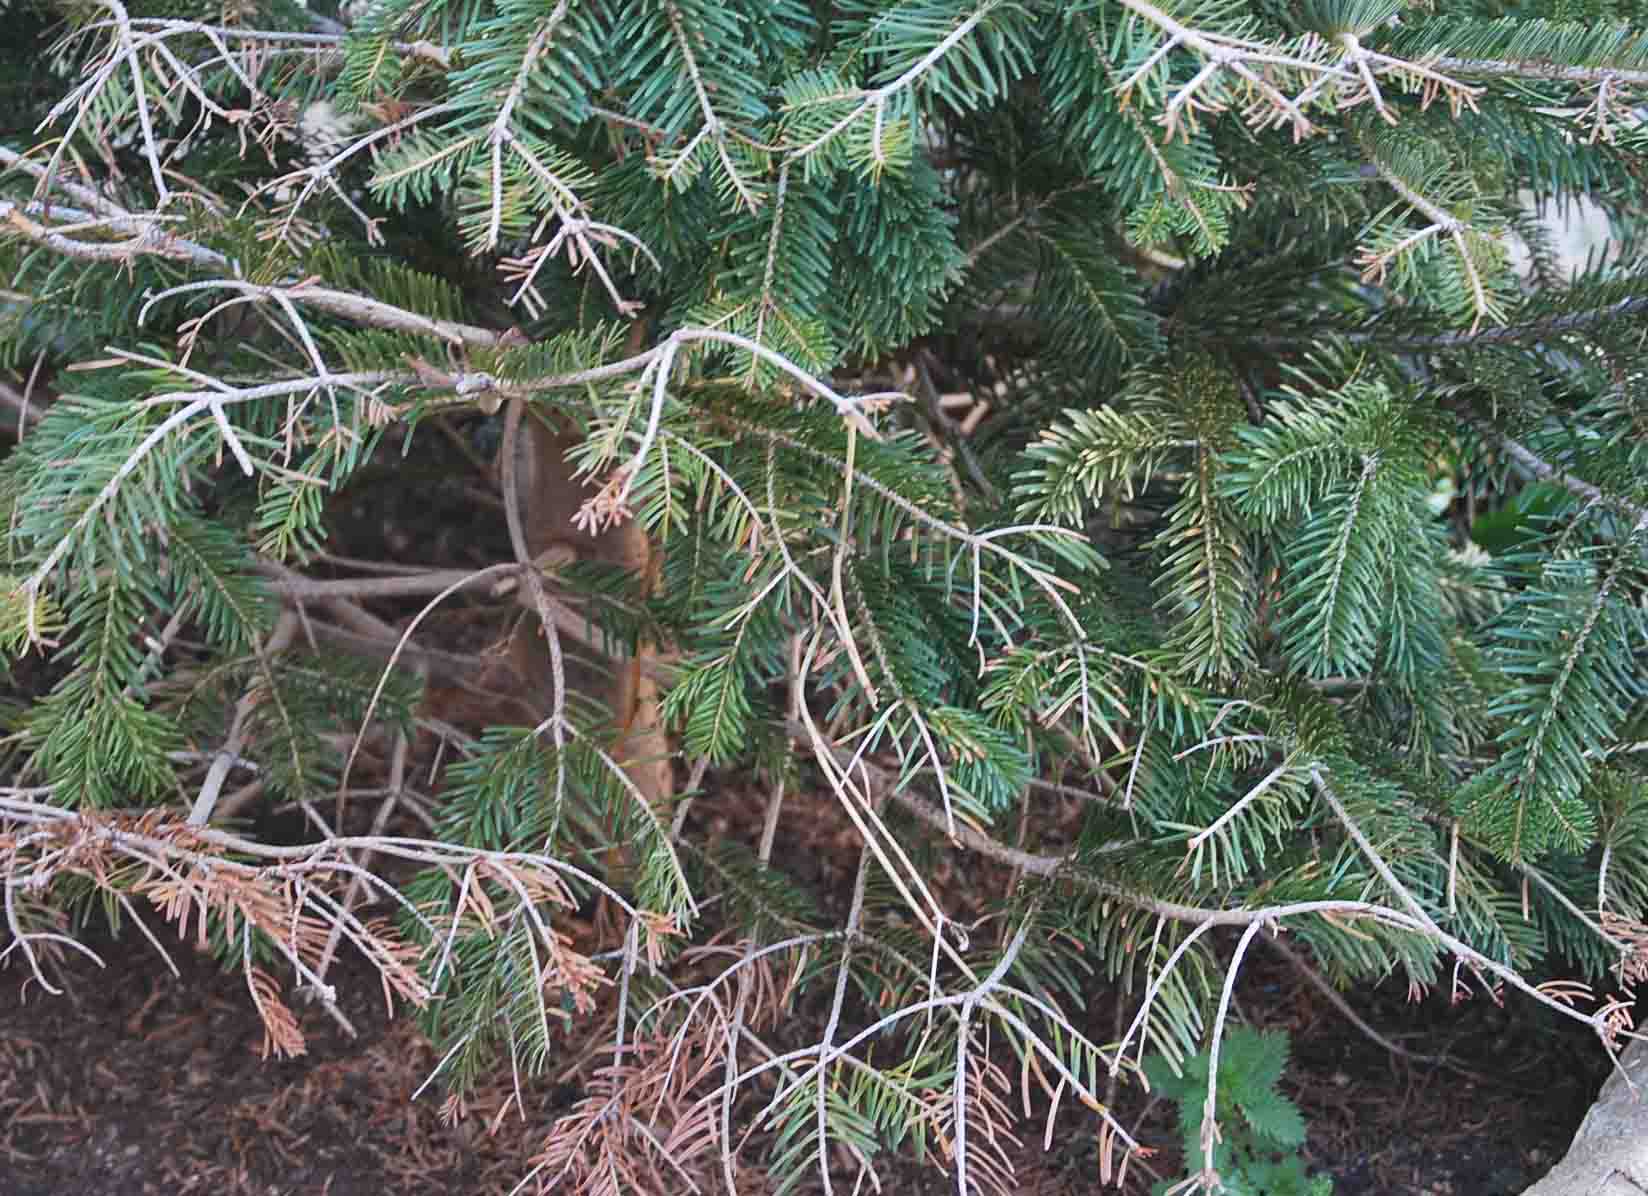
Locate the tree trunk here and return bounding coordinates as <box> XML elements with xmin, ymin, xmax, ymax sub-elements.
<box><xmin>1523</xmin><ymin>1038</ymin><xmax>1648</xmax><ymax>1196</ymax></box>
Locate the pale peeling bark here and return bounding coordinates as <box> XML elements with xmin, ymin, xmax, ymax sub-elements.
<box><xmin>1523</xmin><ymin>1038</ymin><xmax>1648</xmax><ymax>1196</ymax></box>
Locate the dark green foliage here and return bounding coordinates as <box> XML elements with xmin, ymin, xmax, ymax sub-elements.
<box><xmin>4</xmin><ymin>0</ymin><xmax>1648</xmax><ymax>1191</ymax></box>
<box><xmin>26</xmin><ymin>578</ymin><xmax>184</xmax><ymax>808</ymax></box>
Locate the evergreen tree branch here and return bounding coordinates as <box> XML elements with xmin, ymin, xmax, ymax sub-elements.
<box><xmin>1496</xmin><ymin>436</ymin><xmax>1648</xmax><ymax>528</ymax></box>
<box><xmin>1110</xmin><ymin>0</ymin><xmax>1482</xmax><ymax>139</ymax></box>
<box><xmin>1238</xmin><ymin>294</ymin><xmax>1648</xmax><ymax>350</ymax></box>
<box><xmin>10</xmin><ymin>5</ymin><xmax>1648</xmax><ymax>1185</ymax></box>
<box><xmin>185</xmin><ymin>612</ymin><xmax>297</xmax><ymax>827</ymax></box>
<box><xmin>1358</xmin><ymin>156</ymin><xmax>1499</xmax><ymax>332</ymax></box>
<box><xmin>47</xmin><ymin>0</ymin><xmax>171</xmax><ymax>204</ymax></box>
<box><xmin>778</xmin><ymin>725</ymin><xmax>1642</xmax><ymax>1051</ymax></box>
<box><xmin>0</xmin><ymin>199</ymin><xmax>231</xmax><ymax>269</ymax></box>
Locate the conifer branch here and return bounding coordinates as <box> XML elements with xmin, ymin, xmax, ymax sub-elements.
<box><xmin>1111</xmin><ymin>0</ymin><xmax>1482</xmax><ymax>139</ymax></box>
<box><xmin>1312</xmin><ymin>770</ymin><xmax>1634</xmax><ymax>1042</ymax></box>
<box><xmin>10</xmin><ymin>5</ymin><xmax>1648</xmax><ymax>1187</ymax></box>
<box><xmin>0</xmin><ymin>199</ymin><xmax>231</xmax><ymax>268</ymax></box>
<box><xmin>1359</xmin><ymin>157</ymin><xmax>1496</xmax><ymax>331</ymax></box>
<box><xmin>1435</xmin><ymin>55</ymin><xmax>1648</xmax><ymax>87</ymax></box>
<box><xmin>50</xmin><ymin>0</ymin><xmax>171</xmax><ymax>203</ymax></box>
<box><xmin>99</xmin><ymin>15</ymin><xmax>449</xmax><ymax>63</ymax></box>
<box><xmin>782</xmin><ymin>2</ymin><xmax>995</xmax><ymax>166</ymax></box>
<box><xmin>1495</xmin><ymin>436</ymin><xmax>1648</xmax><ymax>528</ymax></box>
<box><xmin>259</xmin><ymin>102</ymin><xmax>456</xmax><ymax>246</ymax></box>
<box><xmin>1239</xmin><ymin>294</ymin><xmax>1648</xmax><ymax>350</ymax></box>
<box><xmin>779</xmin><ymin>726</ymin><xmax>1644</xmax><ymax>1051</ymax></box>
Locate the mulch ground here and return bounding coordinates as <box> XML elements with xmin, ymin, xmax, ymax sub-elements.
<box><xmin>1</xmin><ymin>919</ymin><xmax>506</xmax><ymax>1195</ymax></box>
<box><xmin>0</xmin><ymin>830</ymin><xmax>1608</xmax><ymax>1196</ymax></box>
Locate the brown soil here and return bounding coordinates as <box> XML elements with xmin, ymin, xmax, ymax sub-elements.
<box><xmin>1</xmin><ymin>919</ymin><xmax>501</xmax><ymax>1195</ymax></box>
<box><xmin>0</xmin><ymin>873</ymin><xmax>1606</xmax><ymax>1196</ymax></box>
